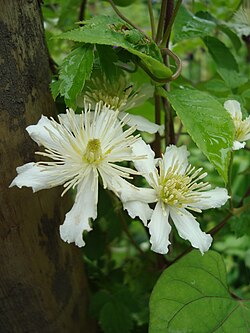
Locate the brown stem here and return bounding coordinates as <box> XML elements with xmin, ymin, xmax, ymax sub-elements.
<box><xmin>163</xmin><ymin>0</ymin><xmax>174</xmax><ymax>48</ymax></box>
<box><xmin>155</xmin><ymin>0</ymin><xmax>167</xmax><ymax>44</ymax></box>
<box><xmin>79</xmin><ymin>0</ymin><xmax>87</xmax><ymax>22</ymax></box>
<box><xmin>151</xmin><ymin>93</ymin><xmax>162</xmax><ymax>158</ymax></box>
<box><xmin>160</xmin><ymin>0</ymin><xmax>183</xmax><ymax>47</ymax></box>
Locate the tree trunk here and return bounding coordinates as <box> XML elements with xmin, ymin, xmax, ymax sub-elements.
<box><xmin>0</xmin><ymin>1</ymin><xmax>95</xmax><ymax>332</ymax></box>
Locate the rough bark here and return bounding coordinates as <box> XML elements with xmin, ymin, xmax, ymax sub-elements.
<box><xmin>0</xmin><ymin>1</ymin><xmax>95</xmax><ymax>332</ymax></box>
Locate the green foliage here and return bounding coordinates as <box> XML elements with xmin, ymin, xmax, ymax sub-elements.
<box><xmin>160</xmin><ymin>87</ymin><xmax>235</xmax><ymax>183</ymax></box>
<box><xmin>149</xmin><ymin>250</ymin><xmax>250</xmax><ymax>333</ymax></box>
<box><xmin>57</xmin><ymin>15</ymin><xmax>172</xmax><ymax>80</ymax></box>
<box><xmin>230</xmin><ymin>201</ymin><xmax>250</xmax><ymax>238</ymax></box>
<box><xmin>51</xmin><ymin>44</ymin><xmax>94</xmax><ymax>107</ymax></box>
<box><xmin>173</xmin><ymin>5</ymin><xmax>216</xmax><ymax>42</ymax></box>
<box><xmin>203</xmin><ymin>36</ymin><xmax>248</xmax><ymax>89</ymax></box>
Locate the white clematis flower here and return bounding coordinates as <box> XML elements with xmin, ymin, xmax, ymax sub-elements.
<box><xmin>10</xmin><ymin>103</ymin><xmax>142</xmax><ymax>247</ymax></box>
<box><xmin>224</xmin><ymin>100</ymin><xmax>250</xmax><ymax>150</ymax></box>
<box><xmin>77</xmin><ymin>74</ymin><xmax>162</xmax><ymax>134</ymax></box>
<box><xmin>120</xmin><ymin>141</ymin><xmax>229</xmax><ymax>255</ymax></box>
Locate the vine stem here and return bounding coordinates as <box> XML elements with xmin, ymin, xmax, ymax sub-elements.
<box><xmin>227</xmin><ymin>152</ymin><xmax>234</xmax><ymax>210</ymax></box>
<box><xmin>160</xmin><ymin>0</ymin><xmax>183</xmax><ymax>47</ymax></box>
<box><xmin>107</xmin><ymin>0</ymin><xmax>146</xmax><ymax>35</ymax></box>
<box><xmin>155</xmin><ymin>0</ymin><xmax>167</xmax><ymax>44</ymax></box>
<box><xmin>148</xmin><ymin>0</ymin><xmax>156</xmax><ymax>40</ymax></box>
<box><xmin>151</xmin><ymin>93</ymin><xmax>162</xmax><ymax>158</ymax></box>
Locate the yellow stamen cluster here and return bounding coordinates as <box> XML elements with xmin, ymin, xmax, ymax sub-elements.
<box><xmin>84</xmin><ymin>76</ymin><xmax>135</xmax><ymax>110</ymax></box>
<box><xmin>157</xmin><ymin>161</ymin><xmax>210</xmax><ymax>210</ymax></box>
<box><xmin>83</xmin><ymin>139</ymin><xmax>103</xmax><ymax>164</ymax></box>
<box><xmin>235</xmin><ymin>118</ymin><xmax>250</xmax><ymax>141</ymax></box>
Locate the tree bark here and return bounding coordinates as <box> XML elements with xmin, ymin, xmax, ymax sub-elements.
<box><xmin>0</xmin><ymin>1</ymin><xmax>95</xmax><ymax>332</ymax></box>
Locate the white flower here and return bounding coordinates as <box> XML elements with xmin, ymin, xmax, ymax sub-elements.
<box><xmin>119</xmin><ymin>141</ymin><xmax>229</xmax><ymax>255</ymax></box>
<box><xmin>77</xmin><ymin>74</ymin><xmax>162</xmax><ymax>134</ymax></box>
<box><xmin>224</xmin><ymin>100</ymin><xmax>250</xmax><ymax>150</ymax></box>
<box><xmin>10</xmin><ymin>103</ymin><xmax>142</xmax><ymax>247</ymax></box>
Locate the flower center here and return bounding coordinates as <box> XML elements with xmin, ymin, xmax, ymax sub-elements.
<box><xmin>235</xmin><ymin>119</ymin><xmax>250</xmax><ymax>141</ymax></box>
<box><xmin>83</xmin><ymin>138</ymin><xmax>103</xmax><ymax>164</ymax></box>
<box><xmin>160</xmin><ymin>172</ymin><xmax>191</xmax><ymax>206</ymax></box>
<box><xmin>157</xmin><ymin>161</ymin><xmax>210</xmax><ymax>209</ymax></box>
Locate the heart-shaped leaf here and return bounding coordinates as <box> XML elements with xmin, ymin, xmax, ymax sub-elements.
<box><xmin>150</xmin><ymin>250</ymin><xmax>250</xmax><ymax>333</ymax></box>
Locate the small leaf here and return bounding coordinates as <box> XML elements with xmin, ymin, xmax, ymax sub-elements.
<box><xmin>149</xmin><ymin>250</ymin><xmax>250</xmax><ymax>333</ymax></box>
<box><xmin>203</xmin><ymin>36</ymin><xmax>247</xmax><ymax>89</ymax></box>
<box><xmin>174</xmin><ymin>5</ymin><xmax>216</xmax><ymax>42</ymax></box>
<box><xmin>58</xmin><ymin>44</ymin><xmax>94</xmax><ymax>107</ymax></box>
<box><xmin>57</xmin><ymin>15</ymin><xmax>172</xmax><ymax>81</ymax></box>
<box><xmin>161</xmin><ymin>87</ymin><xmax>234</xmax><ymax>182</ymax></box>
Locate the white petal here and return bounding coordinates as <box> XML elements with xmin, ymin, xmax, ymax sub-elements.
<box><xmin>224</xmin><ymin>100</ymin><xmax>242</xmax><ymax>120</ymax></box>
<box><xmin>26</xmin><ymin>115</ymin><xmax>62</xmax><ymax>149</ymax></box>
<box><xmin>59</xmin><ymin>170</ymin><xmax>98</xmax><ymax>247</ymax></box>
<box><xmin>58</xmin><ymin>111</ymin><xmax>82</xmax><ymax>129</ymax></box>
<box><xmin>9</xmin><ymin>162</ymin><xmax>66</xmax><ymax>192</ymax></box>
<box><xmin>148</xmin><ymin>202</ymin><xmax>171</xmax><ymax>254</ymax></box>
<box><xmin>119</xmin><ymin>184</ymin><xmax>157</xmax><ymax>203</ymax></box>
<box><xmin>190</xmin><ymin>187</ymin><xmax>229</xmax><ymax>210</ymax></box>
<box><xmin>233</xmin><ymin>140</ymin><xmax>246</xmax><ymax>150</ymax></box>
<box><xmin>123</xmin><ymin>201</ymin><xmax>153</xmax><ymax>226</ymax></box>
<box><xmin>170</xmin><ymin>208</ymin><xmax>212</xmax><ymax>254</ymax></box>
<box><xmin>132</xmin><ymin>139</ymin><xmax>158</xmax><ymax>185</ymax></box>
<box><xmin>163</xmin><ymin>145</ymin><xmax>189</xmax><ymax>175</ymax></box>
<box><xmin>119</xmin><ymin>112</ymin><xmax>161</xmax><ymax>134</ymax></box>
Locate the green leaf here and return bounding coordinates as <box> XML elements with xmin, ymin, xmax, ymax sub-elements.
<box><xmin>218</xmin><ymin>24</ymin><xmax>242</xmax><ymax>51</ymax></box>
<box><xmin>50</xmin><ymin>80</ymin><xmax>60</xmax><ymax>100</ymax></box>
<box><xmin>149</xmin><ymin>250</ymin><xmax>250</xmax><ymax>333</ymax></box>
<box><xmin>58</xmin><ymin>44</ymin><xmax>94</xmax><ymax>107</ymax></box>
<box><xmin>203</xmin><ymin>36</ymin><xmax>247</xmax><ymax>89</ymax></box>
<box><xmin>161</xmin><ymin>87</ymin><xmax>234</xmax><ymax>182</ymax></box>
<box><xmin>174</xmin><ymin>6</ymin><xmax>216</xmax><ymax>42</ymax></box>
<box><xmin>100</xmin><ymin>301</ymin><xmax>133</xmax><ymax>333</ymax></box>
<box><xmin>57</xmin><ymin>15</ymin><xmax>172</xmax><ymax>81</ymax></box>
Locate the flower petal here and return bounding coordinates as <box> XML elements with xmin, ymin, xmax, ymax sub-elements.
<box><xmin>123</xmin><ymin>201</ymin><xmax>153</xmax><ymax>226</ymax></box>
<box><xmin>170</xmin><ymin>208</ymin><xmax>212</xmax><ymax>254</ymax></box>
<box><xmin>59</xmin><ymin>169</ymin><xmax>98</xmax><ymax>247</ymax></box>
<box><xmin>233</xmin><ymin>140</ymin><xmax>246</xmax><ymax>150</ymax></box>
<box><xmin>119</xmin><ymin>184</ymin><xmax>157</xmax><ymax>203</ymax></box>
<box><xmin>224</xmin><ymin>100</ymin><xmax>242</xmax><ymax>120</ymax></box>
<box><xmin>132</xmin><ymin>139</ymin><xmax>158</xmax><ymax>185</ymax></box>
<box><xmin>9</xmin><ymin>162</ymin><xmax>66</xmax><ymax>192</ymax></box>
<box><xmin>189</xmin><ymin>187</ymin><xmax>229</xmax><ymax>210</ymax></box>
<box><xmin>119</xmin><ymin>112</ymin><xmax>161</xmax><ymax>134</ymax></box>
<box><xmin>26</xmin><ymin>115</ymin><xmax>63</xmax><ymax>149</ymax></box>
<box><xmin>148</xmin><ymin>202</ymin><xmax>171</xmax><ymax>254</ymax></box>
<box><xmin>163</xmin><ymin>145</ymin><xmax>189</xmax><ymax>175</ymax></box>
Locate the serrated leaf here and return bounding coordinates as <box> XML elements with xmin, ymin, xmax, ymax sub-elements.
<box><xmin>100</xmin><ymin>301</ymin><xmax>133</xmax><ymax>333</ymax></box>
<box><xmin>203</xmin><ymin>36</ymin><xmax>247</xmax><ymax>89</ymax></box>
<box><xmin>58</xmin><ymin>44</ymin><xmax>94</xmax><ymax>107</ymax></box>
<box><xmin>174</xmin><ymin>5</ymin><xmax>216</xmax><ymax>42</ymax></box>
<box><xmin>50</xmin><ymin>80</ymin><xmax>60</xmax><ymax>100</ymax></box>
<box><xmin>57</xmin><ymin>15</ymin><xmax>172</xmax><ymax>81</ymax></box>
<box><xmin>149</xmin><ymin>250</ymin><xmax>250</xmax><ymax>333</ymax></box>
<box><xmin>161</xmin><ymin>87</ymin><xmax>234</xmax><ymax>182</ymax></box>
